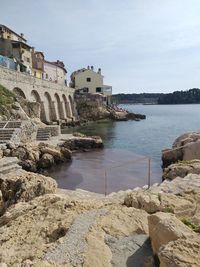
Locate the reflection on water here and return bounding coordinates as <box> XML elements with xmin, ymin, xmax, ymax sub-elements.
<box><xmin>53</xmin><ymin>104</ymin><xmax>200</xmax><ymax>192</ymax></box>
<box><xmin>49</xmin><ymin>149</ymin><xmax>162</xmax><ymax>194</ymax></box>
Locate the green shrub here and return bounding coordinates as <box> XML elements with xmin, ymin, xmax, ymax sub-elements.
<box><xmin>181</xmin><ymin>218</ymin><xmax>200</xmax><ymax>233</ymax></box>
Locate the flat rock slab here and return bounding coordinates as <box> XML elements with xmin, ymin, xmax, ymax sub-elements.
<box><xmin>44</xmin><ymin>208</ymin><xmax>108</xmax><ymax>266</ymax></box>
<box><xmin>105</xmin><ymin>234</ymin><xmax>154</xmax><ymax>267</ymax></box>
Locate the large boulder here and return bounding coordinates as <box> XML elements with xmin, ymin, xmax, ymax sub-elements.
<box><xmin>162</xmin><ymin>131</ymin><xmax>200</xmax><ymax>168</ymax></box>
<box><xmin>39</xmin><ymin>153</ymin><xmax>55</xmax><ymax>169</ymax></box>
<box><xmin>148</xmin><ymin>212</ymin><xmax>193</xmax><ymax>254</ymax></box>
<box><xmin>62</xmin><ymin>136</ymin><xmax>103</xmax><ymax>151</ymax></box>
<box><xmin>159</xmin><ymin>235</ymin><xmax>200</xmax><ymax>267</ymax></box>
<box><xmin>0</xmin><ymin>169</ymin><xmax>57</xmax><ymax>214</ymax></box>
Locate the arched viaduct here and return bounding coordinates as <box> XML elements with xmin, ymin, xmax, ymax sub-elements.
<box><xmin>0</xmin><ymin>66</ymin><xmax>77</xmax><ymax>124</ymax></box>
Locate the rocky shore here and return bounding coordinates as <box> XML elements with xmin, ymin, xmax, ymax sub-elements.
<box><xmin>0</xmin><ymin>130</ymin><xmax>199</xmax><ymax>266</ymax></box>
<box><xmin>0</xmin><ymin>135</ymin><xmax>103</xmax><ymax>173</ymax></box>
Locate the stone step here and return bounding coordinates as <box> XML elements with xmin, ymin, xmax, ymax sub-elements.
<box><xmin>5</xmin><ymin>121</ymin><xmax>21</xmax><ymax>128</ymax></box>
<box><xmin>36</xmin><ymin>128</ymin><xmax>51</xmax><ymax>141</ymax></box>
<box><xmin>0</xmin><ymin>122</ymin><xmax>6</xmax><ymax>128</ymax></box>
<box><xmin>0</xmin><ymin>163</ymin><xmax>22</xmax><ymax>175</ymax></box>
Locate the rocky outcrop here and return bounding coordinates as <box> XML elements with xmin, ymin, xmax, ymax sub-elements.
<box><xmin>0</xmin><ymin>169</ymin><xmax>56</xmax><ymax>215</ymax></box>
<box><xmin>162</xmin><ymin>131</ymin><xmax>200</xmax><ymax>168</ymax></box>
<box><xmin>162</xmin><ymin>159</ymin><xmax>200</xmax><ymax>180</ymax></box>
<box><xmin>148</xmin><ymin>212</ymin><xmax>200</xmax><ymax>267</ymax></box>
<box><xmin>0</xmin><ymin>142</ymin><xmax>72</xmax><ymax>172</ymax></box>
<box><xmin>62</xmin><ymin>136</ymin><xmax>104</xmax><ymax>151</ymax></box>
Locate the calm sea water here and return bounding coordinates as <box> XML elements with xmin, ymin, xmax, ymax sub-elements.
<box><xmin>50</xmin><ymin>104</ymin><xmax>200</xmax><ymax>193</ymax></box>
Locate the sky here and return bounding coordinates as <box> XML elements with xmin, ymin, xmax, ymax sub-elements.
<box><xmin>1</xmin><ymin>0</ymin><xmax>200</xmax><ymax>94</ymax></box>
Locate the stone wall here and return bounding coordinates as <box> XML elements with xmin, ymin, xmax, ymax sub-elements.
<box><xmin>0</xmin><ymin>65</ymin><xmax>77</xmax><ymax>124</ymax></box>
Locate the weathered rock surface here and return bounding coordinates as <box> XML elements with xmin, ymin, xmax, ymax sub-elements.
<box><xmin>162</xmin><ymin>159</ymin><xmax>200</xmax><ymax>180</ymax></box>
<box><xmin>0</xmin><ymin>169</ymin><xmax>56</xmax><ymax>215</ymax></box>
<box><xmin>162</xmin><ymin>131</ymin><xmax>200</xmax><ymax>167</ymax></box>
<box><xmin>159</xmin><ymin>235</ymin><xmax>200</xmax><ymax>267</ymax></box>
<box><xmin>62</xmin><ymin>136</ymin><xmax>103</xmax><ymax>151</ymax></box>
<box><xmin>148</xmin><ymin>212</ymin><xmax>200</xmax><ymax>267</ymax></box>
<box><xmin>1</xmin><ymin>142</ymin><xmax>72</xmax><ymax>172</ymax></box>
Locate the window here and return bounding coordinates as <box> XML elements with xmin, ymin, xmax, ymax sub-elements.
<box><xmin>96</xmin><ymin>87</ymin><xmax>102</xmax><ymax>93</ymax></box>
<box><xmin>86</xmin><ymin>77</ymin><xmax>91</xmax><ymax>82</ymax></box>
<box><xmin>34</xmin><ymin>71</ymin><xmax>36</xmax><ymax>77</ymax></box>
<box><xmin>46</xmin><ymin>73</ymin><xmax>48</xmax><ymax>79</ymax></box>
<box><xmin>27</xmin><ymin>57</ymin><xmax>30</xmax><ymax>63</ymax></box>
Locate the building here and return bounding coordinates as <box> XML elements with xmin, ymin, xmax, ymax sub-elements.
<box><xmin>31</xmin><ymin>50</ymin><xmax>44</xmax><ymax>79</ymax></box>
<box><xmin>0</xmin><ymin>25</ymin><xmax>32</xmax><ymax>73</ymax></box>
<box><xmin>70</xmin><ymin>66</ymin><xmax>112</xmax><ymax>96</ymax></box>
<box><xmin>44</xmin><ymin>60</ymin><xmax>67</xmax><ymax>85</ymax></box>
<box><xmin>0</xmin><ymin>24</ymin><xmax>27</xmax><ymax>43</ymax></box>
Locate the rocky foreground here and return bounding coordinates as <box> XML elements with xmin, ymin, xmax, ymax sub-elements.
<box><xmin>0</xmin><ymin>159</ymin><xmax>199</xmax><ymax>266</ymax></box>
<box><xmin>0</xmin><ymin>131</ymin><xmax>200</xmax><ymax>266</ymax></box>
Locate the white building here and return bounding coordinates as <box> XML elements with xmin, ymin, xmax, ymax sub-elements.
<box><xmin>70</xmin><ymin>66</ymin><xmax>112</xmax><ymax>96</ymax></box>
<box><xmin>44</xmin><ymin>60</ymin><xmax>67</xmax><ymax>85</ymax></box>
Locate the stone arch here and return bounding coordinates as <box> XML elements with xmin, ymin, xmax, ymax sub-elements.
<box><xmin>69</xmin><ymin>95</ymin><xmax>75</xmax><ymax>117</ymax></box>
<box><xmin>31</xmin><ymin>90</ymin><xmax>46</xmax><ymax>122</ymax></box>
<box><xmin>54</xmin><ymin>93</ymin><xmax>65</xmax><ymax>119</ymax></box>
<box><xmin>62</xmin><ymin>94</ymin><xmax>71</xmax><ymax>118</ymax></box>
<box><xmin>13</xmin><ymin>87</ymin><xmax>26</xmax><ymax>99</ymax></box>
<box><xmin>31</xmin><ymin>90</ymin><xmax>41</xmax><ymax>102</ymax></box>
<box><xmin>44</xmin><ymin>92</ymin><xmax>56</xmax><ymax>123</ymax></box>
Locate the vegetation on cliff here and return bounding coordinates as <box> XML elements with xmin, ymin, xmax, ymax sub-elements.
<box><xmin>158</xmin><ymin>88</ymin><xmax>200</xmax><ymax>104</ymax></box>
<box><xmin>112</xmin><ymin>93</ymin><xmax>162</xmax><ymax>104</ymax></box>
<box><xmin>0</xmin><ymin>84</ymin><xmax>16</xmax><ymax>116</ymax></box>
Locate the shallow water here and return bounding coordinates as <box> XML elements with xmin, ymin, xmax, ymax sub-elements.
<box><xmin>50</xmin><ymin>104</ymin><xmax>200</xmax><ymax>193</ymax></box>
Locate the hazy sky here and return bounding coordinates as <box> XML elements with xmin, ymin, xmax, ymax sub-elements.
<box><xmin>1</xmin><ymin>0</ymin><xmax>200</xmax><ymax>93</ymax></box>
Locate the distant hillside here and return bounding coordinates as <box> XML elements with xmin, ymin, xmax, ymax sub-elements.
<box><xmin>112</xmin><ymin>93</ymin><xmax>163</xmax><ymax>104</ymax></box>
<box><xmin>158</xmin><ymin>88</ymin><xmax>200</xmax><ymax>104</ymax></box>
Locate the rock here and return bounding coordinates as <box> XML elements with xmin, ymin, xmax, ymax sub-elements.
<box><xmin>148</xmin><ymin>212</ymin><xmax>193</xmax><ymax>254</ymax></box>
<box><xmin>99</xmin><ymin>205</ymin><xmax>149</xmax><ymax>236</ymax></box>
<box><xmin>173</xmin><ymin>132</ymin><xmax>200</xmax><ymax>148</ymax></box>
<box><xmin>3</xmin><ymin>149</ymin><xmax>11</xmax><ymax>157</ymax></box>
<box><xmin>159</xmin><ymin>235</ymin><xmax>200</xmax><ymax>267</ymax></box>
<box><xmin>11</xmin><ymin>147</ymin><xmax>28</xmax><ymax>160</ymax></box>
<box><xmin>60</xmin><ymin>147</ymin><xmax>72</xmax><ymax>160</ymax></box>
<box><xmin>63</xmin><ymin>136</ymin><xmax>103</xmax><ymax>151</ymax></box>
<box><xmin>0</xmin><ymin>170</ymin><xmax>57</xmax><ymax>214</ymax></box>
<box><xmin>162</xmin><ymin>131</ymin><xmax>200</xmax><ymax>167</ymax></box>
<box><xmin>0</xmin><ymin>149</ymin><xmax>3</xmax><ymax>159</ymax></box>
<box><xmin>19</xmin><ymin>159</ymin><xmax>38</xmax><ymax>172</ymax></box>
<box><xmin>124</xmin><ymin>191</ymin><xmax>161</xmax><ymax>213</ymax></box>
<box><xmin>39</xmin><ymin>153</ymin><xmax>55</xmax><ymax>169</ymax></box>
<box><xmin>162</xmin><ymin>159</ymin><xmax>200</xmax><ymax>180</ymax></box>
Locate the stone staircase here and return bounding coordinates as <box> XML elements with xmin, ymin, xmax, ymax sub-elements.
<box><xmin>36</xmin><ymin>128</ymin><xmax>51</xmax><ymax>141</ymax></box>
<box><xmin>0</xmin><ymin>157</ymin><xmax>22</xmax><ymax>175</ymax></box>
<box><xmin>0</xmin><ymin>129</ymin><xmax>15</xmax><ymax>144</ymax></box>
<box><xmin>0</xmin><ymin>121</ymin><xmax>22</xmax><ymax>144</ymax></box>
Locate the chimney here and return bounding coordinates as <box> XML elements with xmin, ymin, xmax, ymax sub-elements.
<box><xmin>98</xmin><ymin>68</ymin><xmax>101</xmax><ymax>74</ymax></box>
<box><xmin>31</xmin><ymin>47</ymin><xmax>35</xmax><ymax>53</ymax></box>
<box><xmin>87</xmin><ymin>65</ymin><xmax>90</xmax><ymax>70</ymax></box>
<box><xmin>20</xmin><ymin>33</ymin><xmax>24</xmax><ymax>38</ymax></box>
<box><xmin>91</xmin><ymin>66</ymin><xmax>94</xmax><ymax>71</ymax></box>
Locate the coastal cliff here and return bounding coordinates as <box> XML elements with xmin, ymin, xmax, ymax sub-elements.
<box><xmin>75</xmin><ymin>92</ymin><xmax>146</xmax><ymax>123</ymax></box>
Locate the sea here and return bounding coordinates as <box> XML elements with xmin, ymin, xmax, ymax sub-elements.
<box><xmin>49</xmin><ymin>104</ymin><xmax>200</xmax><ymax>194</ymax></box>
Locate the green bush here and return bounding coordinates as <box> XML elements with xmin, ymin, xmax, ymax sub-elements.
<box><xmin>0</xmin><ymin>84</ymin><xmax>16</xmax><ymax>116</ymax></box>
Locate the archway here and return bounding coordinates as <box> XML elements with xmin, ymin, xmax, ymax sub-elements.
<box><xmin>44</xmin><ymin>92</ymin><xmax>54</xmax><ymax>123</ymax></box>
<box><xmin>62</xmin><ymin>94</ymin><xmax>71</xmax><ymax>118</ymax></box>
<box><xmin>13</xmin><ymin>87</ymin><xmax>26</xmax><ymax>99</ymax></box>
<box><xmin>69</xmin><ymin>95</ymin><xmax>74</xmax><ymax>117</ymax></box>
<box><xmin>31</xmin><ymin>90</ymin><xmax>46</xmax><ymax>121</ymax></box>
<box><xmin>54</xmin><ymin>93</ymin><xmax>64</xmax><ymax>119</ymax></box>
